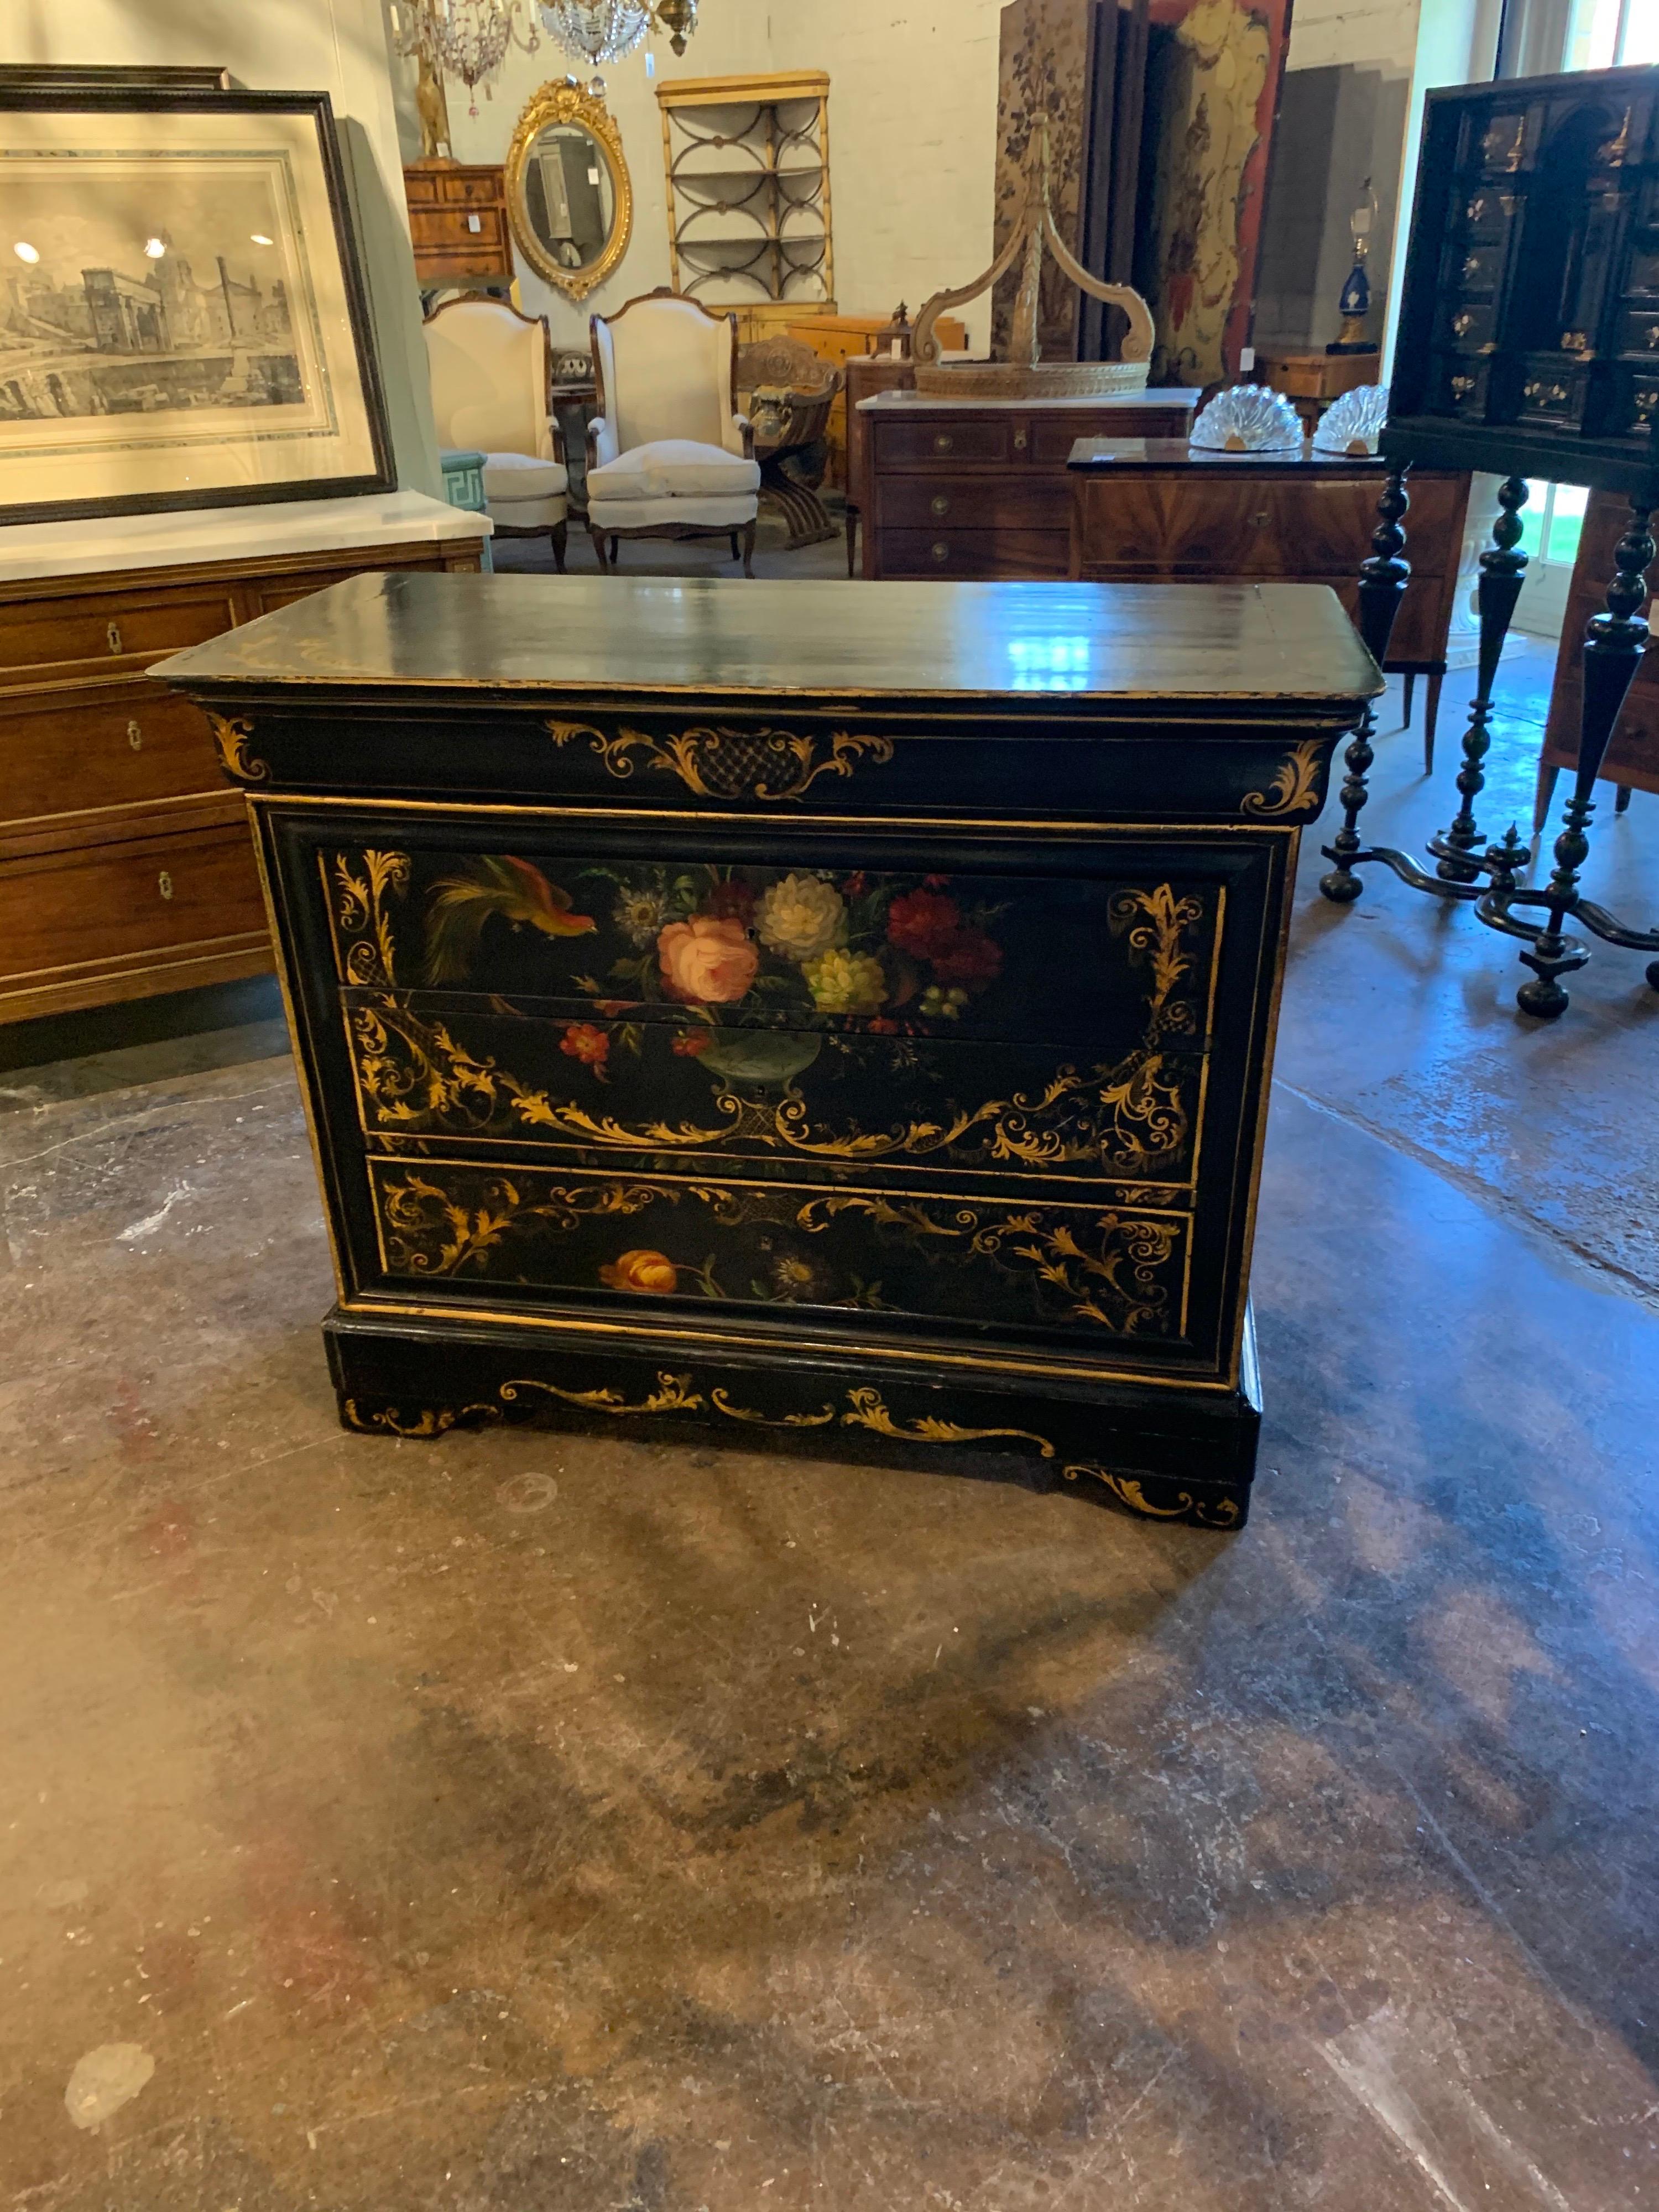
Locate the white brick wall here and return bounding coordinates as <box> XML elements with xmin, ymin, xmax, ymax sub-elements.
<box><xmin>449</xmin><ymin>0</ymin><xmax>1005</xmax><ymax>349</ymax></box>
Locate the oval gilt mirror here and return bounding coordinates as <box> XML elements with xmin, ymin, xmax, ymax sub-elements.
<box><xmin>506</xmin><ymin>81</ymin><xmax>632</xmax><ymax>300</ymax></box>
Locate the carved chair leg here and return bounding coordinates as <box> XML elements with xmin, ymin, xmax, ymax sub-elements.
<box><xmin>1402</xmin><ymin>671</ymin><xmax>1416</xmax><ymax>728</ymax></box>
<box><xmin>740</xmin><ymin>519</ymin><xmax>757</xmax><ymax>578</ymax></box>
<box><xmin>550</xmin><ymin>519</ymin><xmax>567</xmax><ymax>575</ymax></box>
<box><xmin>587</xmin><ymin>524</ymin><xmax>610</xmax><ymax>572</ymax></box>
<box><xmin>729</xmin><ymin>531</ymin><xmax>741</xmax><ymax>561</ymax></box>
<box><xmin>1425</xmin><ymin>671</ymin><xmax>1444</xmax><ymax>774</ymax></box>
<box><xmin>609</xmin><ymin>536</ymin><xmax>620</xmax><ymax>567</ymax></box>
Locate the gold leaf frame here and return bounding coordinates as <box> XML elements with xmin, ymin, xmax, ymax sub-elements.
<box><xmin>505</xmin><ymin>81</ymin><xmax>634</xmax><ymax>301</ymax></box>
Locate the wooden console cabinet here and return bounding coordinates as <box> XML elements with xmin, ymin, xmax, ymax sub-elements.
<box><xmin>157</xmin><ymin>569</ymin><xmax>1378</xmax><ymax>1527</ymax></box>
<box><xmin>1070</xmin><ymin>439</ymin><xmax>1472</xmax><ymax>760</ymax></box>
<box><xmin>0</xmin><ymin>502</ymin><xmax>487</xmax><ymax>1025</ymax></box>
<box><xmin>860</xmin><ymin>390</ymin><xmax>1200</xmax><ymax>579</ymax></box>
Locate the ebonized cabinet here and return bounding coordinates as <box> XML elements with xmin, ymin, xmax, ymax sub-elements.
<box><xmin>156</xmin><ymin>571</ymin><xmax>1378</xmax><ymax>1528</ymax></box>
<box><xmin>1389</xmin><ymin>62</ymin><xmax>1659</xmax><ymax>493</ymax></box>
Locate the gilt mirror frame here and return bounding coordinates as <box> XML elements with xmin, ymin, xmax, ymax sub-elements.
<box><xmin>505</xmin><ymin>79</ymin><xmax>632</xmax><ymax>301</ymax></box>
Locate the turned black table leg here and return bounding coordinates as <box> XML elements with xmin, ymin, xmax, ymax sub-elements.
<box><xmin>1432</xmin><ymin>477</ymin><xmax>1530</xmax><ymax>882</ymax></box>
<box><xmin>1517</xmin><ymin>500</ymin><xmax>1654</xmax><ymax>1019</ymax></box>
<box><xmin>1321</xmin><ymin>463</ymin><xmax>1411</xmax><ymax>904</ymax></box>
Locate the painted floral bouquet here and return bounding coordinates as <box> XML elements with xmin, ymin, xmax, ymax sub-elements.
<box><xmin>423</xmin><ymin>855</ymin><xmax>1007</xmax><ymax>1088</ymax></box>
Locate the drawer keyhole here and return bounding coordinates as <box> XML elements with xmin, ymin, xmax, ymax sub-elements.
<box><xmin>1013</xmin><ymin>429</ymin><xmax>1029</xmax><ymax>450</ymax></box>
<box><xmin>930</xmin><ymin>494</ymin><xmax>950</xmax><ymax>518</ymax></box>
<box><xmin>158</xmin><ymin>870</ymin><xmax>174</xmax><ymax>901</ymax></box>
<box><xmin>933</xmin><ymin>433</ymin><xmax>953</xmax><ymax>453</ymax></box>
<box><xmin>127</xmin><ymin>719</ymin><xmax>143</xmax><ymax>751</ymax></box>
<box><xmin>931</xmin><ymin>540</ymin><xmax>950</xmax><ymax>562</ymax></box>
<box><xmin>1251</xmin><ymin>510</ymin><xmax>1270</xmax><ymax>528</ymax></box>
<box><xmin>107</xmin><ymin>620</ymin><xmax>123</xmax><ymax>654</ymax></box>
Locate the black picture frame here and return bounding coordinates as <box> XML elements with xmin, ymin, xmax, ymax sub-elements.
<box><xmin>0</xmin><ymin>75</ymin><xmax>395</xmax><ymax>528</ymax></box>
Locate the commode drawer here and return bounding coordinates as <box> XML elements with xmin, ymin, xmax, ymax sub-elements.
<box><xmin>0</xmin><ymin>586</ymin><xmax>233</xmax><ymax>679</ymax></box>
<box><xmin>0</xmin><ymin>821</ymin><xmax>268</xmax><ymax>1004</ymax></box>
<box><xmin>0</xmin><ymin>681</ymin><xmax>222</xmax><ymax>828</ymax></box>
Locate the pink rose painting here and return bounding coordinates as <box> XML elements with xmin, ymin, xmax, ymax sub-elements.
<box><xmin>657</xmin><ymin>915</ymin><xmax>760</xmax><ymax>1005</ymax></box>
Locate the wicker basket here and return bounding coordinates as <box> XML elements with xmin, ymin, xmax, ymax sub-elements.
<box><xmin>911</xmin><ymin>358</ymin><xmax>1152</xmax><ymax>399</ymax></box>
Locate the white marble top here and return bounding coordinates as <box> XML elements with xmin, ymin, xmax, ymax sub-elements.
<box><xmin>0</xmin><ymin>490</ymin><xmax>492</xmax><ymax>586</ymax></box>
<box><xmin>856</xmin><ymin>388</ymin><xmax>1202</xmax><ymax>414</ymax></box>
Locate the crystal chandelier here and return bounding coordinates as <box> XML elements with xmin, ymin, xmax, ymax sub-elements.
<box><xmin>538</xmin><ymin>0</ymin><xmax>698</xmax><ymax>64</ymax></box>
<box><xmin>392</xmin><ymin>0</ymin><xmax>539</xmax><ymax>116</ymax></box>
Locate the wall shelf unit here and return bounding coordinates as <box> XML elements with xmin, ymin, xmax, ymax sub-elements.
<box><xmin>656</xmin><ymin>70</ymin><xmax>832</xmax><ymax>307</ymax></box>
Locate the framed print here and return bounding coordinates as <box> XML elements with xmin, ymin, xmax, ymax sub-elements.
<box><xmin>0</xmin><ymin>82</ymin><xmax>394</xmax><ymax>525</ymax></box>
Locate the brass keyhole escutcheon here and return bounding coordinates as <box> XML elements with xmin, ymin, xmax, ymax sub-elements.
<box><xmin>127</xmin><ymin>720</ymin><xmax>143</xmax><ymax>751</ymax></box>
<box><xmin>931</xmin><ymin>540</ymin><xmax>950</xmax><ymax>562</ymax></box>
<box><xmin>1252</xmin><ymin>511</ymin><xmax>1269</xmax><ymax>528</ymax></box>
<box><xmin>106</xmin><ymin>620</ymin><xmax>123</xmax><ymax>654</ymax></box>
<box><xmin>933</xmin><ymin>432</ymin><xmax>953</xmax><ymax>453</ymax></box>
<box><xmin>930</xmin><ymin>494</ymin><xmax>950</xmax><ymax>518</ymax></box>
<box><xmin>1013</xmin><ymin>429</ymin><xmax>1029</xmax><ymax>450</ymax></box>
<box><xmin>158</xmin><ymin>870</ymin><xmax>174</xmax><ymax>901</ymax></box>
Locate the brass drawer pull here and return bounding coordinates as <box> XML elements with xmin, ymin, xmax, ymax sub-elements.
<box><xmin>158</xmin><ymin>870</ymin><xmax>174</xmax><ymax>901</ymax></box>
<box><xmin>127</xmin><ymin>719</ymin><xmax>143</xmax><ymax>751</ymax></box>
<box><xmin>107</xmin><ymin>620</ymin><xmax>123</xmax><ymax>654</ymax></box>
<box><xmin>933</xmin><ymin>432</ymin><xmax>953</xmax><ymax>453</ymax></box>
<box><xmin>930</xmin><ymin>494</ymin><xmax>950</xmax><ymax>518</ymax></box>
<box><xmin>931</xmin><ymin>540</ymin><xmax>951</xmax><ymax>563</ymax></box>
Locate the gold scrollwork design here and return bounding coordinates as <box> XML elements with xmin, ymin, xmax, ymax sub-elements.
<box><xmin>547</xmin><ymin>717</ymin><xmax>895</xmax><ymax>802</ymax></box>
<box><xmin>1241</xmin><ymin>739</ymin><xmax>1324</xmax><ymax>819</ymax></box>
<box><xmin>1063</xmin><ymin>1462</ymin><xmax>1242</xmax><ymax>1527</ymax></box>
<box><xmin>375</xmin><ymin>1166</ymin><xmax>1183</xmax><ymax>1334</ymax></box>
<box><xmin>333</xmin><ymin>850</ymin><xmax>410</xmax><ymax>987</ymax></box>
<box><xmin>381</xmin><ymin>1171</ymin><xmax>668</xmax><ymax>1277</ymax></box>
<box><xmin>710</xmin><ymin>1389</ymin><xmax>837</xmax><ymax>1427</ymax></box>
<box><xmin>839</xmin><ymin>1387</ymin><xmax>1056</xmax><ymax>1455</ymax></box>
<box><xmin>342</xmin><ymin>1397</ymin><xmax>501</xmax><ymax>1437</ymax></box>
<box><xmin>342</xmin><ymin>1375</ymin><xmax>1244</xmax><ymax>1524</ymax></box>
<box><xmin>348</xmin><ymin>870</ymin><xmax>1202</xmax><ymax>1180</ymax></box>
<box><xmin>208</xmin><ymin>713</ymin><xmax>268</xmax><ymax>784</ymax></box>
<box><xmin>499</xmin><ymin>1371</ymin><xmax>704</xmax><ymax>1417</ymax></box>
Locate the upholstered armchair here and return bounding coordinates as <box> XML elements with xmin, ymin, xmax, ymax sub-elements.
<box><xmin>422</xmin><ymin>295</ymin><xmax>569</xmax><ymax>571</ymax></box>
<box><xmin>586</xmin><ymin>291</ymin><xmax>761</xmax><ymax>575</ymax></box>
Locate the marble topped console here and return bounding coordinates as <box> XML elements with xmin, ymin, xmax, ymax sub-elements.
<box><xmin>0</xmin><ymin>492</ymin><xmax>491</xmax><ymax>1026</ymax></box>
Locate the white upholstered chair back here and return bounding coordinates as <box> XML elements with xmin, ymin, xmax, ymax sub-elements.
<box><xmin>422</xmin><ymin>298</ymin><xmax>553</xmax><ymax>461</ymax></box>
<box><xmin>592</xmin><ymin>294</ymin><xmax>744</xmax><ymax>457</ymax></box>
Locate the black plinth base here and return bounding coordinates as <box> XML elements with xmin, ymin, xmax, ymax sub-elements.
<box><xmin>325</xmin><ymin>1308</ymin><xmax>1260</xmax><ymax>1531</ymax></box>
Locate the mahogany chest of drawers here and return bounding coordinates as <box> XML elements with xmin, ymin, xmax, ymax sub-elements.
<box><xmin>402</xmin><ymin>159</ymin><xmax>513</xmax><ymax>287</ymax></box>
<box><xmin>0</xmin><ymin>526</ymin><xmax>486</xmax><ymax>1025</ymax></box>
<box><xmin>156</xmin><ymin>570</ymin><xmax>1378</xmax><ymax>1527</ymax></box>
<box><xmin>1070</xmin><ymin>439</ymin><xmax>1472</xmax><ymax>759</ymax></box>
<box><xmin>859</xmin><ymin>390</ymin><xmax>1200</xmax><ymax>580</ymax></box>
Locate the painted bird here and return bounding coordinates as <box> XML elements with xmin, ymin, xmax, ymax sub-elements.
<box><xmin>424</xmin><ymin>854</ymin><xmax>596</xmax><ymax>983</ymax></box>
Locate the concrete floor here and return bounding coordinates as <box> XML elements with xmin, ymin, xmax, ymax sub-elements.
<box><xmin>2</xmin><ymin>592</ymin><xmax>1657</xmax><ymax>2209</ymax></box>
